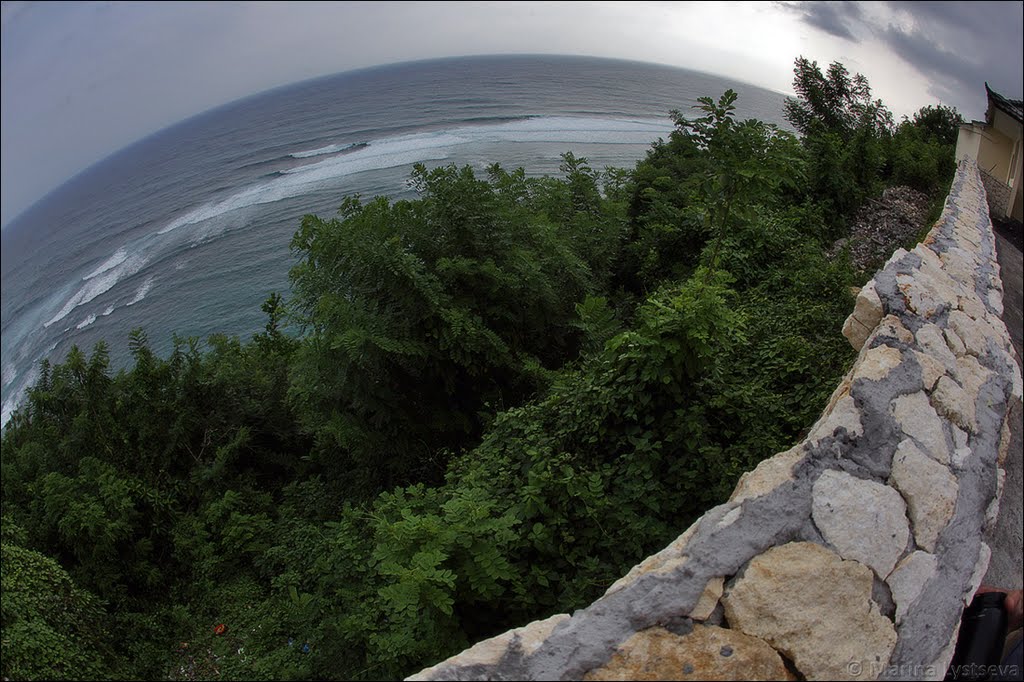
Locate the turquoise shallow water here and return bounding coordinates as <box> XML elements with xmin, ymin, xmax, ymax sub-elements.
<box><xmin>0</xmin><ymin>55</ymin><xmax>790</xmax><ymax>425</ymax></box>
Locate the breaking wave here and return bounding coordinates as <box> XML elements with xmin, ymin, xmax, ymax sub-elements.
<box><xmin>155</xmin><ymin>116</ymin><xmax>671</xmax><ymax>237</ymax></box>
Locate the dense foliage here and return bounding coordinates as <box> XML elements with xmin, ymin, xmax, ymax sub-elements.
<box><xmin>1</xmin><ymin>57</ymin><xmax>960</xmax><ymax>680</ymax></box>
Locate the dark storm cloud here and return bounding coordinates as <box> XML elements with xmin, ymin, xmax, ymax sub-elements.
<box><xmin>787</xmin><ymin>1</ymin><xmax>1023</xmax><ymax>115</ymax></box>
<box><xmin>884</xmin><ymin>1</ymin><xmax>1023</xmax><ymax>111</ymax></box>
<box><xmin>790</xmin><ymin>1</ymin><xmax>863</xmax><ymax>41</ymax></box>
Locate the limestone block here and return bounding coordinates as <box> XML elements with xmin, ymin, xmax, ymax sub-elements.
<box><xmin>957</xmin><ymin>294</ymin><xmax>987</xmax><ymax>321</ymax></box>
<box><xmin>886</xmin><ymin>551</ymin><xmax>938</xmax><ymax>625</ymax></box>
<box><xmin>691</xmin><ymin>577</ymin><xmax>725</xmax><ymax>621</ymax></box>
<box><xmin>1010</xmin><ymin>355</ymin><xmax>1024</xmax><ymax>401</ymax></box>
<box><xmin>854</xmin><ymin>345</ymin><xmax>904</xmax><ymax>382</ymax></box>
<box><xmin>948</xmin><ymin>310</ymin><xmax>987</xmax><ymax>356</ymax></box>
<box><xmin>912</xmin><ymin>243</ymin><xmax>946</xmax><ymax>277</ymax></box>
<box><xmin>987</xmin><ymin>289</ymin><xmax>1004</xmax><ymax>316</ymax></box>
<box><xmin>808</xmin><ymin>395</ymin><xmax>863</xmax><ymax>443</ymax></box>
<box><xmin>583</xmin><ymin>625</ymin><xmax>791</xmax><ymax>681</ymax></box>
<box><xmin>889</xmin><ymin>439</ymin><xmax>959</xmax><ymax>552</ymax></box>
<box><xmin>843</xmin><ymin>315</ymin><xmax>874</xmax><ymax>352</ymax></box>
<box><xmin>931</xmin><ymin>376</ymin><xmax>976</xmax><ymax>432</ymax></box>
<box><xmin>940</xmin><ymin>247</ymin><xmax>980</xmax><ymax>288</ymax></box>
<box><xmin>951</xmin><ymin>445</ymin><xmax>973</xmax><ymax>470</ymax></box>
<box><xmin>842</xmin><ymin>281</ymin><xmax>884</xmax><ymax>351</ymax></box>
<box><xmin>730</xmin><ymin>445</ymin><xmax>805</xmax><ymax>504</ymax></box>
<box><xmin>812</xmin><ymin>470</ymin><xmax>909</xmax><ymax>577</ymax></box>
<box><xmin>853</xmin><ymin>280</ymin><xmax>883</xmax><ymax>328</ymax></box>
<box><xmin>896</xmin><ymin>272</ymin><xmax>948</xmax><ymax>319</ymax></box>
<box><xmin>950</xmin><ymin>424</ymin><xmax>969</xmax><ymax>450</ymax></box>
<box><xmin>964</xmin><ymin>543</ymin><xmax>992</xmax><ymax>607</ymax></box>
<box><xmin>984</xmin><ymin>469</ymin><xmax>1005</xmax><ymax>531</ymax></box>
<box><xmin>953</xmin><ymin>355</ymin><xmax>996</xmax><ymax>402</ymax></box>
<box><xmin>999</xmin><ymin>416</ymin><xmax>1013</xmax><ymax>467</ymax></box>
<box><xmin>885</xmin><ymin>247</ymin><xmax>912</xmax><ymax>269</ymax></box>
<box><xmin>872</xmin><ymin>315</ymin><xmax>915</xmax><ymax>345</ymax></box>
<box><xmin>407</xmin><ymin>613</ymin><xmax>568</xmax><ymax>680</ymax></box>
<box><xmin>914</xmin><ymin>351</ymin><xmax>946</xmax><ymax>391</ymax></box>
<box><xmin>915</xmin><ymin>323</ymin><xmax>958</xmax><ymax>373</ymax></box>
<box><xmin>891</xmin><ymin>392</ymin><xmax>951</xmax><ymax>465</ymax></box>
<box><xmin>944</xmin><ymin>327</ymin><xmax>967</xmax><ymax>357</ymax></box>
<box><xmin>722</xmin><ymin>542</ymin><xmax>897</xmax><ymax>681</ymax></box>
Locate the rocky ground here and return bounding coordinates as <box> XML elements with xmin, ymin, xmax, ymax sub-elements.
<box><xmin>830</xmin><ymin>186</ymin><xmax>933</xmax><ymax>273</ymax></box>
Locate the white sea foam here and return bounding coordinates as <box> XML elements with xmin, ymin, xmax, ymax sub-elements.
<box><xmin>84</xmin><ymin>247</ymin><xmax>128</xmax><ymax>280</ymax></box>
<box><xmin>1</xmin><ymin>365</ymin><xmax>38</xmax><ymax>428</ymax></box>
<box><xmin>127</xmin><ymin>277</ymin><xmax>154</xmax><ymax>306</ymax></box>
<box><xmin>75</xmin><ymin>313</ymin><xmax>97</xmax><ymax>330</ymax></box>
<box><xmin>1</xmin><ymin>361</ymin><xmax>14</xmax><ymax>389</ymax></box>
<box><xmin>154</xmin><ymin>116</ymin><xmax>672</xmax><ymax>237</ymax></box>
<box><xmin>290</xmin><ymin>143</ymin><xmax>353</xmax><ymax>158</ymax></box>
<box><xmin>102</xmin><ymin>306</ymin><xmax>115</xmax><ymax>316</ymax></box>
<box><xmin>45</xmin><ymin>253</ymin><xmax>149</xmax><ymax>328</ymax></box>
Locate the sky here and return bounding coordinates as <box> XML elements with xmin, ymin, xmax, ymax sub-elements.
<box><xmin>2</xmin><ymin>1</ymin><xmax>1022</xmax><ymax>228</ymax></box>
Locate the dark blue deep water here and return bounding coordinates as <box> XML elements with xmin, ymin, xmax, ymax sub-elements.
<box><xmin>1</xmin><ymin>55</ymin><xmax>790</xmax><ymax>424</ymax></box>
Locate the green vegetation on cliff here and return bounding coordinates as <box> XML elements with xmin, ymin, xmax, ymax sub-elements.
<box><xmin>0</xmin><ymin>58</ymin><xmax>961</xmax><ymax>681</ymax></box>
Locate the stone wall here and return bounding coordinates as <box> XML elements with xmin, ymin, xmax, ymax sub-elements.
<box><xmin>979</xmin><ymin>168</ymin><xmax>1012</xmax><ymax>219</ymax></box>
<box><xmin>408</xmin><ymin>160</ymin><xmax>1023</xmax><ymax>682</ymax></box>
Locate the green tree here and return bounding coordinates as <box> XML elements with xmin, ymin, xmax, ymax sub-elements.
<box><xmin>287</xmin><ymin>163</ymin><xmax>596</xmax><ymax>494</ymax></box>
<box><xmin>1</xmin><ymin>540</ymin><xmax>112</xmax><ymax>680</ymax></box>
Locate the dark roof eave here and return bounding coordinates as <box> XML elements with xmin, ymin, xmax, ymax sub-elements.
<box><xmin>985</xmin><ymin>82</ymin><xmax>1024</xmax><ymax>125</ymax></box>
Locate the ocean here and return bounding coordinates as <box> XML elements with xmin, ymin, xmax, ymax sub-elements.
<box><xmin>0</xmin><ymin>55</ymin><xmax>791</xmax><ymax>426</ymax></box>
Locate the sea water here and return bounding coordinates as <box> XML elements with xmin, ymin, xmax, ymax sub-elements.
<box><xmin>0</xmin><ymin>55</ymin><xmax>790</xmax><ymax>425</ymax></box>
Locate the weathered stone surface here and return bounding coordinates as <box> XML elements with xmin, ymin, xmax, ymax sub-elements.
<box><xmin>957</xmin><ymin>294</ymin><xmax>988</xmax><ymax>321</ymax></box>
<box><xmin>916</xmin><ymin>323</ymin><xmax>958</xmax><ymax>372</ymax></box>
<box><xmin>886</xmin><ymin>551</ymin><xmax>938</xmax><ymax>625</ymax></box>
<box><xmin>722</xmin><ymin>542</ymin><xmax>897</xmax><ymax>681</ymax></box>
<box><xmin>954</xmin><ymin>355</ymin><xmax>996</xmax><ymax>403</ymax></box>
<box><xmin>872</xmin><ymin>314</ymin><xmax>916</xmax><ymax>345</ymax></box>
<box><xmin>583</xmin><ymin>625</ymin><xmax>791</xmax><ymax>681</ymax></box>
<box><xmin>715</xmin><ymin>506</ymin><xmax>743</xmax><ymax>530</ymax></box>
<box><xmin>988</xmin><ymin>289</ymin><xmax>1004</xmax><ymax>316</ymax></box>
<box><xmin>931</xmin><ymin>375</ymin><xmax>976</xmax><ymax>432</ymax></box>
<box><xmin>843</xmin><ymin>281</ymin><xmax>885</xmax><ymax>350</ymax></box>
<box><xmin>843</xmin><ymin>315</ymin><xmax>874</xmax><ymax>352</ymax></box>
<box><xmin>951</xmin><ymin>444</ymin><xmax>973</xmax><ymax>470</ymax></box>
<box><xmin>1010</xmin><ymin>357</ymin><xmax>1024</xmax><ymax>401</ymax></box>
<box><xmin>691</xmin><ymin>577</ymin><xmax>724</xmax><ymax>621</ymax></box>
<box><xmin>855</xmin><ymin>345</ymin><xmax>904</xmax><ymax>382</ymax></box>
<box><xmin>889</xmin><ymin>439</ymin><xmax>958</xmax><ymax>552</ymax></box>
<box><xmin>914</xmin><ymin>350</ymin><xmax>946</xmax><ymax>391</ymax></box>
<box><xmin>730</xmin><ymin>445</ymin><xmax>805</xmax><ymax>504</ymax></box>
<box><xmin>948</xmin><ymin>310</ymin><xmax>987</xmax><ymax>356</ymax></box>
<box><xmin>407</xmin><ymin>613</ymin><xmax>568</xmax><ymax>680</ymax></box>
<box><xmin>940</xmin><ymin>247</ymin><xmax>980</xmax><ymax>288</ymax></box>
<box><xmin>808</xmin><ymin>395</ymin><xmax>863</xmax><ymax>443</ymax></box>
<box><xmin>984</xmin><ymin>468</ymin><xmax>1005</xmax><ymax>530</ymax></box>
<box><xmin>897</xmin><ymin>272</ymin><xmax>948</xmax><ymax>318</ymax></box>
<box><xmin>998</xmin><ymin>416</ymin><xmax>1012</xmax><ymax>467</ymax></box>
<box><xmin>913</xmin><ymin>243</ymin><xmax>947</xmax><ymax>279</ymax></box>
<box><xmin>812</xmin><ymin>470</ymin><xmax>909</xmax><ymax>577</ymax></box>
<box><xmin>964</xmin><ymin>543</ymin><xmax>992</xmax><ymax>607</ymax></box>
<box><xmin>944</xmin><ymin>327</ymin><xmax>968</xmax><ymax>357</ymax></box>
<box><xmin>891</xmin><ymin>392</ymin><xmax>951</xmax><ymax>464</ymax></box>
